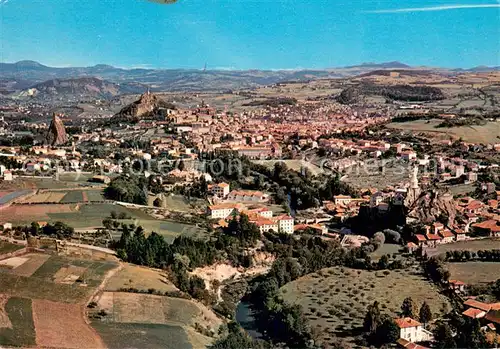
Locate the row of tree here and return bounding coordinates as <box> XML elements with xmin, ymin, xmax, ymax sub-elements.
<box><xmin>445</xmin><ymin>249</ymin><xmax>500</xmax><ymax>262</ymax></box>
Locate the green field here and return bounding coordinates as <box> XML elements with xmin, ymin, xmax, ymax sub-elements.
<box><xmin>32</xmin><ymin>255</ymin><xmax>118</xmax><ymax>287</ymax></box>
<box><xmin>60</xmin><ymin>191</ymin><xmax>84</xmax><ymax>203</ymax></box>
<box><xmin>109</xmin><ymin>219</ymin><xmax>207</xmax><ymax>243</ymax></box>
<box><xmin>281</xmin><ymin>266</ymin><xmax>450</xmax><ymax>348</ymax></box>
<box><xmin>163</xmin><ymin>195</ymin><xmax>195</xmax><ymax>212</ymax></box>
<box><xmin>0</xmin><ymin>297</ymin><xmax>36</xmax><ymax>347</ymax></box>
<box><xmin>448</xmin><ymin>262</ymin><xmax>500</xmax><ymax>284</ymax></box>
<box><xmin>92</xmin><ymin>322</ymin><xmax>193</xmax><ymax>349</ymax></box>
<box><xmin>0</xmin><ymin>241</ymin><xmax>25</xmax><ymax>255</ymax></box>
<box><xmin>370</xmin><ymin>243</ymin><xmax>403</xmax><ymax>261</ymax></box>
<box><xmin>428</xmin><ymin>238</ymin><xmax>500</xmax><ymax>257</ymax></box>
<box><xmin>47</xmin><ymin>203</ymin><xmax>153</xmax><ymax>228</ymax></box>
<box><xmin>86</xmin><ymin>190</ymin><xmax>105</xmax><ymax>202</ymax></box>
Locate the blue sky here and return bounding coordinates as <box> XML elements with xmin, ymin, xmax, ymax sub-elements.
<box><xmin>0</xmin><ymin>0</ymin><xmax>499</xmax><ymax>69</ymax></box>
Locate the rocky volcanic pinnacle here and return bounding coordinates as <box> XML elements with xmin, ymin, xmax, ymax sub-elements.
<box><xmin>46</xmin><ymin>113</ymin><xmax>68</xmax><ymax>146</ymax></box>
<box><xmin>113</xmin><ymin>91</ymin><xmax>175</xmax><ymax>122</ymax></box>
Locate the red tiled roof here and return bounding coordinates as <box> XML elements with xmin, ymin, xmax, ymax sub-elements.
<box><xmin>394</xmin><ymin>317</ymin><xmax>421</xmax><ymax>329</ymax></box>
<box><xmin>485</xmin><ymin>310</ymin><xmax>500</xmax><ymax>325</ymax></box>
<box><xmin>467</xmin><ymin>200</ymin><xmax>484</xmax><ymax>210</ymax></box>
<box><xmin>462</xmin><ymin>308</ymin><xmax>485</xmax><ymax>319</ymax></box>
<box><xmin>473</xmin><ymin>220</ymin><xmax>500</xmax><ymax>230</ymax></box>
<box><xmin>464</xmin><ymin>299</ymin><xmax>492</xmax><ymax>312</ymax></box>
<box><xmin>426</xmin><ymin>233</ymin><xmax>441</xmax><ymax>241</ymax></box>
<box><xmin>415</xmin><ymin>234</ymin><xmax>427</xmax><ymax>242</ymax></box>
<box><xmin>439</xmin><ymin>230</ymin><xmax>455</xmax><ymax>238</ymax></box>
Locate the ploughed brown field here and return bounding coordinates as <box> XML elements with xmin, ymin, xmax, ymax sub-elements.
<box><xmin>32</xmin><ymin>299</ymin><xmax>105</xmax><ymax>348</ymax></box>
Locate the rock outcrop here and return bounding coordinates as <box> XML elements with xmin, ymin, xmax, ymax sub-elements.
<box><xmin>112</xmin><ymin>91</ymin><xmax>176</xmax><ymax>122</ymax></box>
<box><xmin>407</xmin><ymin>190</ymin><xmax>457</xmax><ymax>225</ymax></box>
<box><xmin>46</xmin><ymin>113</ymin><xmax>68</xmax><ymax>146</ymax></box>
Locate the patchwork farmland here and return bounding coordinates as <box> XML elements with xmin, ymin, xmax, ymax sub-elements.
<box><xmin>0</xmin><ymin>249</ymin><xmax>220</xmax><ymax>348</ymax></box>
<box><xmin>0</xmin><ymin>251</ymin><xmax>121</xmax><ymax>349</ymax></box>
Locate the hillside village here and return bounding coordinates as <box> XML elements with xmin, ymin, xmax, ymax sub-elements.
<box><xmin>0</xmin><ymin>69</ymin><xmax>499</xmax><ymax>349</ymax></box>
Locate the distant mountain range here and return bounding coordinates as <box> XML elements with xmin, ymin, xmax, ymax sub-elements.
<box><xmin>0</xmin><ymin>60</ymin><xmax>498</xmax><ymax>97</ymax></box>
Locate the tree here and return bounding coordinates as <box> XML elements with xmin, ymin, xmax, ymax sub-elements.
<box><xmin>401</xmin><ymin>297</ymin><xmax>419</xmax><ymax>319</ymax></box>
<box><xmin>153</xmin><ymin>197</ymin><xmax>163</xmax><ymax>207</ymax></box>
<box><xmin>29</xmin><ymin>222</ymin><xmax>41</xmax><ymax>236</ymax></box>
<box><xmin>419</xmin><ymin>302</ymin><xmax>432</xmax><ymax>326</ymax></box>
<box><xmin>178</xmin><ymin>160</ymin><xmax>185</xmax><ymax>171</ymax></box>
<box><xmin>434</xmin><ymin>321</ymin><xmax>456</xmax><ymax>348</ymax></box>
<box><xmin>364</xmin><ymin>301</ymin><xmax>382</xmax><ymax>334</ymax></box>
<box><xmin>42</xmin><ymin>221</ymin><xmax>74</xmax><ymax>239</ymax></box>
<box><xmin>456</xmin><ymin>318</ymin><xmax>489</xmax><ymax>349</ymax></box>
<box><xmin>383</xmin><ymin>229</ymin><xmax>401</xmax><ymax>243</ymax></box>
<box><xmin>209</xmin><ymin>322</ymin><xmax>267</xmax><ymax>349</ymax></box>
<box><xmin>104</xmin><ymin>175</ymin><xmax>147</xmax><ymax>205</ymax></box>
<box><xmin>374</xmin><ymin>316</ymin><xmax>399</xmax><ymax>345</ymax></box>
<box><xmin>372</xmin><ymin>232</ymin><xmax>386</xmax><ymax>248</ymax></box>
<box><xmin>102</xmin><ymin>218</ymin><xmax>113</xmax><ymax>230</ymax></box>
<box><xmin>377</xmin><ymin>255</ymin><xmax>390</xmax><ymax>270</ymax></box>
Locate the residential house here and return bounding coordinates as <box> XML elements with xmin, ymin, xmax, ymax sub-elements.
<box><xmin>0</xmin><ymin>222</ymin><xmax>12</xmax><ymax>231</ymax></box>
<box><xmin>227</xmin><ymin>190</ymin><xmax>269</xmax><ymax>203</ymax></box>
<box><xmin>333</xmin><ymin>195</ymin><xmax>352</xmax><ymax>205</ymax></box>
<box><xmin>466</xmin><ymin>172</ymin><xmax>478</xmax><ymax>183</ymax></box>
<box><xmin>454</xmin><ymin>229</ymin><xmax>467</xmax><ymax>241</ymax></box>
<box><xmin>394</xmin><ymin>317</ymin><xmax>434</xmax><ymax>343</ymax></box>
<box><xmin>243</xmin><ymin>207</ymin><xmax>273</xmax><ymax>219</ymax></box>
<box><xmin>472</xmin><ymin>220</ymin><xmax>500</xmax><ymax>237</ymax></box>
<box><xmin>414</xmin><ymin>234</ymin><xmax>427</xmax><ymax>247</ymax></box>
<box><xmin>448</xmin><ymin>279</ymin><xmax>466</xmax><ymax>293</ymax></box>
<box><xmin>370</xmin><ymin>192</ymin><xmax>384</xmax><ymax>208</ymax></box>
<box><xmin>274</xmin><ymin>214</ymin><xmax>294</xmax><ymax>234</ymax></box>
<box><xmin>208</xmin><ymin>203</ymin><xmax>241</xmax><ymax>219</ymax></box>
<box><xmin>294</xmin><ymin>223</ymin><xmax>327</xmax><ymax>235</ymax></box>
<box><xmin>425</xmin><ymin>232</ymin><xmax>442</xmax><ymax>246</ymax></box>
<box><xmin>439</xmin><ymin>229</ymin><xmax>455</xmax><ymax>244</ymax></box>
<box><xmin>462</xmin><ymin>307</ymin><xmax>485</xmax><ymax>319</ymax></box>
<box><xmin>252</xmin><ymin>217</ymin><xmax>278</xmax><ymax>233</ymax></box>
<box><xmin>400</xmin><ymin>151</ymin><xmax>417</xmax><ymax>161</ymax></box>
<box><xmin>208</xmin><ymin>182</ymin><xmax>230</xmax><ymax>198</ymax></box>
<box><xmin>2</xmin><ymin>170</ymin><xmax>12</xmax><ymax>181</ymax></box>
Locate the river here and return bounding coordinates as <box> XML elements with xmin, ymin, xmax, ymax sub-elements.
<box><xmin>235</xmin><ymin>301</ymin><xmax>264</xmax><ymax>339</ymax></box>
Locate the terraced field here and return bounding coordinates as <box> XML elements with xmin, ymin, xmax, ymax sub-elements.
<box><xmin>92</xmin><ymin>322</ymin><xmax>193</xmax><ymax>349</ymax></box>
<box><xmin>92</xmin><ymin>291</ymin><xmax>221</xmax><ymax>349</ymax></box>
